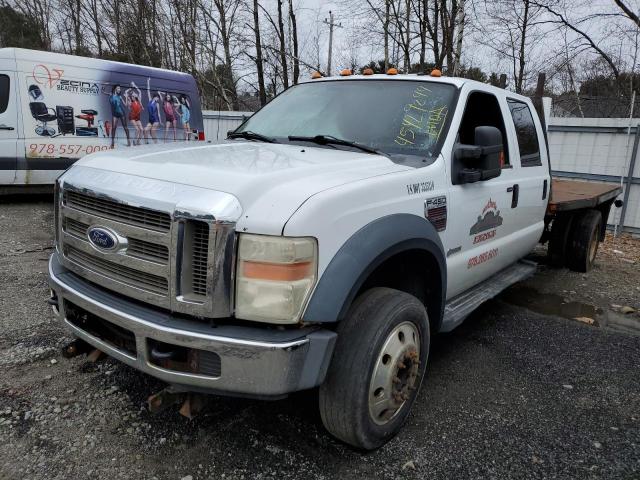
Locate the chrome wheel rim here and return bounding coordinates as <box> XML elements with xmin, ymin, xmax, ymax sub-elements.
<box><xmin>368</xmin><ymin>321</ymin><xmax>421</xmax><ymax>425</ymax></box>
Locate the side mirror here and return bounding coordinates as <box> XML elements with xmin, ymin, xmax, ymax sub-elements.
<box><xmin>454</xmin><ymin>126</ymin><xmax>503</xmax><ymax>184</ymax></box>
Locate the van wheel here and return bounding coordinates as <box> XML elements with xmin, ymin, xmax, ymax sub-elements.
<box><xmin>319</xmin><ymin>287</ymin><xmax>429</xmax><ymax>450</ymax></box>
<box><xmin>548</xmin><ymin>214</ymin><xmax>573</xmax><ymax>268</ymax></box>
<box><xmin>567</xmin><ymin>210</ymin><xmax>602</xmax><ymax>273</ymax></box>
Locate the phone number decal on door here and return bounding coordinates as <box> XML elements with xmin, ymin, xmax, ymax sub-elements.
<box><xmin>27</xmin><ymin>143</ymin><xmax>109</xmax><ymax>158</ymax></box>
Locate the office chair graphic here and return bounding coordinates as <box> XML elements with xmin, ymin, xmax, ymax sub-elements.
<box><xmin>29</xmin><ymin>102</ymin><xmax>58</xmax><ymax>137</ymax></box>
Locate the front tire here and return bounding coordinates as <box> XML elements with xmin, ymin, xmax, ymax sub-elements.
<box><xmin>319</xmin><ymin>287</ymin><xmax>430</xmax><ymax>450</ymax></box>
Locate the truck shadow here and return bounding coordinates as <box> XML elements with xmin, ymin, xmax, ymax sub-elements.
<box><xmin>100</xmin><ymin>300</ymin><xmax>510</xmax><ymax>458</ymax></box>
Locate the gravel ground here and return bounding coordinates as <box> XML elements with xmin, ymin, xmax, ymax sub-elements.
<box><xmin>1</xmin><ymin>196</ymin><xmax>639</xmax><ymax>480</ymax></box>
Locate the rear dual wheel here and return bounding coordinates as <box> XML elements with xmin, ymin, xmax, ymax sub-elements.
<box><xmin>567</xmin><ymin>210</ymin><xmax>602</xmax><ymax>273</ymax></box>
<box><xmin>548</xmin><ymin>209</ymin><xmax>602</xmax><ymax>272</ymax></box>
<box><xmin>319</xmin><ymin>287</ymin><xmax>429</xmax><ymax>450</ymax></box>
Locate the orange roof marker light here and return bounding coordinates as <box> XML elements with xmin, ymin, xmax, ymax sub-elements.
<box><xmin>362</xmin><ymin>68</ymin><xmax>374</xmax><ymax>75</ymax></box>
<box><xmin>430</xmin><ymin>69</ymin><xmax>442</xmax><ymax>77</ymax></box>
<box><xmin>311</xmin><ymin>71</ymin><xmax>322</xmax><ymax>79</ymax></box>
<box><xmin>340</xmin><ymin>69</ymin><xmax>352</xmax><ymax>76</ymax></box>
<box><xmin>387</xmin><ymin>67</ymin><xmax>398</xmax><ymax>75</ymax></box>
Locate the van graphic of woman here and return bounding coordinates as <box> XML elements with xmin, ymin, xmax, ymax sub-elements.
<box><xmin>105</xmin><ymin>85</ymin><xmax>131</xmax><ymax>148</ymax></box>
<box><xmin>144</xmin><ymin>78</ymin><xmax>161</xmax><ymax>144</ymax></box>
<box><xmin>160</xmin><ymin>91</ymin><xmax>178</xmax><ymax>142</ymax></box>
<box><xmin>179</xmin><ymin>95</ymin><xmax>191</xmax><ymax>141</ymax></box>
<box><xmin>126</xmin><ymin>83</ymin><xmax>144</xmax><ymax>145</ymax></box>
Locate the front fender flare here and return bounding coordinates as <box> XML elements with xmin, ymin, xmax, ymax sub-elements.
<box><xmin>302</xmin><ymin>214</ymin><xmax>446</xmax><ymax>325</ymax></box>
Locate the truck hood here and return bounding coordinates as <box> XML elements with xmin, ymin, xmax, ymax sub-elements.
<box><xmin>75</xmin><ymin>141</ymin><xmax>409</xmax><ymax>234</ymax></box>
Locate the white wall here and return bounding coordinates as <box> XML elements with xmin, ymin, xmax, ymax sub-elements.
<box><xmin>547</xmin><ymin>117</ymin><xmax>639</xmax><ymax>233</ymax></box>
<box><xmin>202</xmin><ymin>111</ymin><xmax>252</xmax><ymax>142</ymax></box>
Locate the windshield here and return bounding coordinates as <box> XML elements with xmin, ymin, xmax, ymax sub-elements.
<box><xmin>236</xmin><ymin>80</ymin><xmax>457</xmax><ymax>158</ymax></box>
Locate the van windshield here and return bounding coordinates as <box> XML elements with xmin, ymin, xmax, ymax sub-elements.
<box><xmin>235</xmin><ymin>80</ymin><xmax>457</xmax><ymax>158</ymax></box>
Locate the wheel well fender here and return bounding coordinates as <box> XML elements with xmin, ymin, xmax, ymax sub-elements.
<box><xmin>302</xmin><ymin>214</ymin><xmax>447</xmax><ymax>327</ymax></box>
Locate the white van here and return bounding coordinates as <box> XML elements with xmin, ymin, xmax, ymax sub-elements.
<box><xmin>0</xmin><ymin>48</ymin><xmax>204</xmax><ymax>192</ymax></box>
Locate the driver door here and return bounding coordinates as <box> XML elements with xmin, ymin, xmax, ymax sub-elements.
<box><xmin>443</xmin><ymin>89</ymin><xmax>521</xmax><ymax>298</ymax></box>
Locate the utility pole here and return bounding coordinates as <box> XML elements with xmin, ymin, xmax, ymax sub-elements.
<box><xmin>323</xmin><ymin>11</ymin><xmax>342</xmax><ymax>76</ymax></box>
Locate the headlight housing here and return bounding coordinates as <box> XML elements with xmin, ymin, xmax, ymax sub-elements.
<box><xmin>235</xmin><ymin>234</ymin><xmax>317</xmax><ymax>324</ymax></box>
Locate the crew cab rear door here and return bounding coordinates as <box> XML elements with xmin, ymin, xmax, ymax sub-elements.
<box><xmin>443</xmin><ymin>87</ymin><xmax>526</xmax><ymax>298</ymax></box>
<box><xmin>504</xmin><ymin>97</ymin><xmax>550</xmax><ymax>234</ymax></box>
<box><xmin>0</xmin><ymin>71</ymin><xmax>18</xmax><ymax>184</ymax></box>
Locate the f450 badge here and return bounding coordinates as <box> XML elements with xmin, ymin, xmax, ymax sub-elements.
<box><xmin>425</xmin><ymin>195</ymin><xmax>447</xmax><ymax>231</ymax></box>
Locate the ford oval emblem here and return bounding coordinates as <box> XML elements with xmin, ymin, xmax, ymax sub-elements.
<box><xmin>88</xmin><ymin>227</ymin><xmax>118</xmax><ymax>251</ymax></box>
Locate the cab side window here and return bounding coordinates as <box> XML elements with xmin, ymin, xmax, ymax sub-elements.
<box><xmin>507</xmin><ymin>99</ymin><xmax>541</xmax><ymax>167</ymax></box>
<box><xmin>457</xmin><ymin>91</ymin><xmax>510</xmax><ymax>167</ymax></box>
<box><xmin>0</xmin><ymin>75</ymin><xmax>9</xmax><ymax>114</ymax></box>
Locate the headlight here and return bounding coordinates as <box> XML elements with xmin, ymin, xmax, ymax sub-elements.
<box><xmin>235</xmin><ymin>234</ymin><xmax>317</xmax><ymax>324</ymax></box>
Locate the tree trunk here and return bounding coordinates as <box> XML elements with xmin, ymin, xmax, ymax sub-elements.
<box><xmin>215</xmin><ymin>0</ymin><xmax>239</xmax><ymax>110</ymax></box>
<box><xmin>289</xmin><ymin>0</ymin><xmax>299</xmax><ymax>84</ymax></box>
<box><xmin>277</xmin><ymin>0</ymin><xmax>289</xmax><ymax>89</ymax></box>
<box><xmin>384</xmin><ymin>0</ymin><xmax>390</xmax><ymax>70</ymax></box>
<box><xmin>452</xmin><ymin>0</ymin><xmax>465</xmax><ymax>75</ymax></box>
<box><xmin>404</xmin><ymin>0</ymin><xmax>410</xmax><ymax>72</ymax></box>
<box><xmin>253</xmin><ymin>0</ymin><xmax>267</xmax><ymax>105</ymax></box>
<box><xmin>516</xmin><ymin>0</ymin><xmax>530</xmax><ymax>93</ymax></box>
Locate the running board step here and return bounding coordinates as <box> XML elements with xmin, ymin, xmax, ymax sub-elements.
<box><xmin>441</xmin><ymin>260</ymin><xmax>537</xmax><ymax>332</ymax></box>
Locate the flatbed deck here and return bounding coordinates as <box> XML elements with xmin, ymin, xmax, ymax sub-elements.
<box><xmin>547</xmin><ymin>178</ymin><xmax>622</xmax><ymax>214</ymax></box>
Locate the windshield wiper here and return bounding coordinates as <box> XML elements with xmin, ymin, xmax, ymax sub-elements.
<box><xmin>288</xmin><ymin>134</ymin><xmax>387</xmax><ymax>157</ymax></box>
<box><xmin>227</xmin><ymin>130</ymin><xmax>277</xmax><ymax>143</ymax></box>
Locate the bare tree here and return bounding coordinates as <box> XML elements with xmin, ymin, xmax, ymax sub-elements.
<box><xmin>289</xmin><ymin>0</ymin><xmax>299</xmax><ymax>84</ymax></box>
<box><xmin>252</xmin><ymin>0</ymin><xmax>267</xmax><ymax>104</ymax></box>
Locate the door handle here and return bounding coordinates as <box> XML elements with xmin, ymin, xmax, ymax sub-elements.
<box><xmin>0</xmin><ymin>125</ymin><xmax>14</xmax><ymax>130</ymax></box>
<box><xmin>508</xmin><ymin>184</ymin><xmax>519</xmax><ymax>208</ymax></box>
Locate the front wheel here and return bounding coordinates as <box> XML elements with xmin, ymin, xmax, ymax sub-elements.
<box><xmin>319</xmin><ymin>287</ymin><xmax>430</xmax><ymax>450</ymax></box>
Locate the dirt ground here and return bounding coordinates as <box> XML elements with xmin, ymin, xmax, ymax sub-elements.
<box><xmin>0</xmin><ymin>195</ymin><xmax>639</xmax><ymax>480</ymax></box>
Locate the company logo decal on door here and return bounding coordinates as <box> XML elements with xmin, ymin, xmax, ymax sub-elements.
<box><xmin>469</xmin><ymin>198</ymin><xmax>503</xmax><ymax>244</ymax></box>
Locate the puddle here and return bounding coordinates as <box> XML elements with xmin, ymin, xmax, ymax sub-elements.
<box><xmin>500</xmin><ymin>285</ymin><xmax>640</xmax><ymax>336</ymax></box>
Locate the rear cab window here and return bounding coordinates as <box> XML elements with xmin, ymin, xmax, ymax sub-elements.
<box><xmin>0</xmin><ymin>74</ymin><xmax>9</xmax><ymax>114</ymax></box>
<box><xmin>507</xmin><ymin>99</ymin><xmax>541</xmax><ymax>167</ymax></box>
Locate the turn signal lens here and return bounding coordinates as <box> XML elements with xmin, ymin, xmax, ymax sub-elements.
<box><xmin>242</xmin><ymin>261</ymin><xmax>313</xmax><ymax>282</ymax></box>
<box><xmin>236</xmin><ymin>234</ymin><xmax>318</xmax><ymax>324</ymax></box>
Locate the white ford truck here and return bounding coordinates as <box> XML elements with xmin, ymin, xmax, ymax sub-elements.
<box><xmin>48</xmin><ymin>71</ymin><xmax>621</xmax><ymax>449</ymax></box>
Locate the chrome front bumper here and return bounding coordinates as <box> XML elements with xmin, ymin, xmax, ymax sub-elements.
<box><xmin>48</xmin><ymin>253</ymin><xmax>336</xmax><ymax>397</ymax></box>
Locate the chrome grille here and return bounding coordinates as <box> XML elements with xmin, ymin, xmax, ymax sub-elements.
<box><xmin>64</xmin><ymin>190</ymin><xmax>171</xmax><ymax>232</ymax></box>
<box><xmin>56</xmin><ymin>167</ymin><xmax>240</xmax><ymax>318</ymax></box>
<box><xmin>63</xmin><ymin>217</ymin><xmax>169</xmax><ymax>264</ymax></box>
<box><xmin>65</xmin><ymin>245</ymin><xmax>168</xmax><ymax>295</ymax></box>
<box><xmin>191</xmin><ymin>221</ymin><xmax>210</xmax><ymax>296</ymax></box>
<box><xmin>128</xmin><ymin>239</ymin><xmax>170</xmax><ymax>264</ymax></box>
<box><xmin>64</xmin><ymin>217</ymin><xmax>88</xmax><ymax>238</ymax></box>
